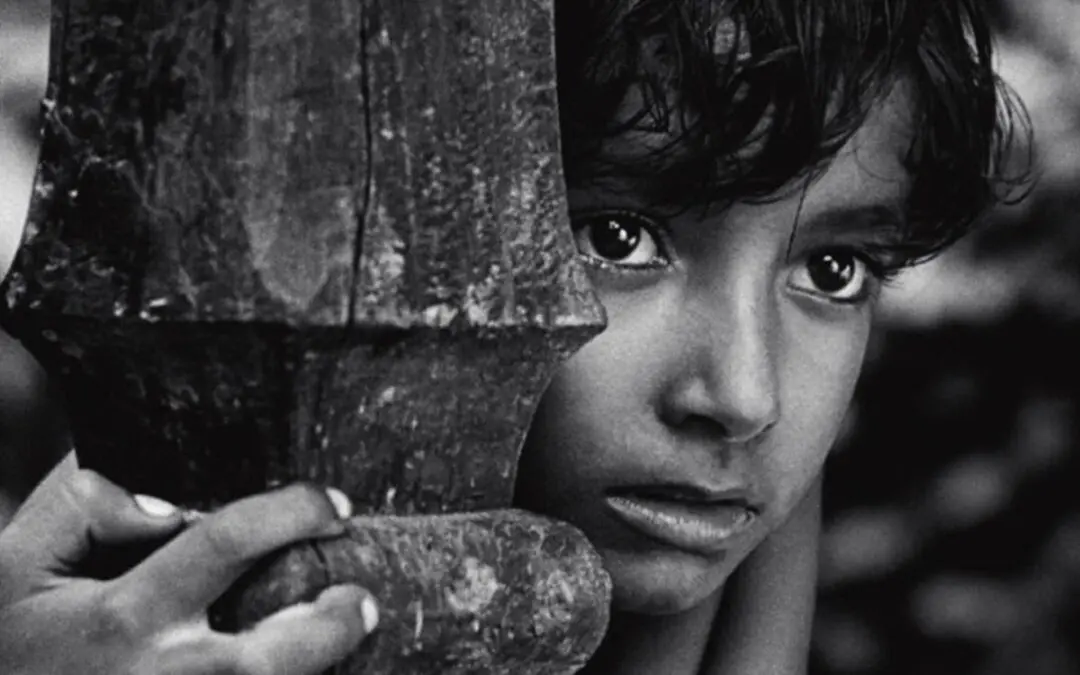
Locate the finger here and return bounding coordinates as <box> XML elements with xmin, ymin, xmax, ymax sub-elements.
<box><xmin>0</xmin><ymin>452</ymin><xmax>185</xmax><ymax>576</ymax></box>
<box><xmin>139</xmin><ymin>587</ymin><xmax>373</xmax><ymax>675</ymax></box>
<box><xmin>231</xmin><ymin>584</ymin><xmax>377</xmax><ymax>675</ymax></box>
<box><xmin>117</xmin><ymin>483</ymin><xmax>350</xmax><ymax>624</ymax></box>
<box><xmin>134</xmin><ymin>631</ymin><xmax>240</xmax><ymax>675</ymax></box>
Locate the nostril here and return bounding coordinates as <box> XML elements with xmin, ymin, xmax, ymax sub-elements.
<box><xmin>664</xmin><ymin>409</ymin><xmax>777</xmax><ymax>447</ymax></box>
<box><xmin>723</xmin><ymin>415</ymin><xmax>778</xmax><ymax>445</ymax></box>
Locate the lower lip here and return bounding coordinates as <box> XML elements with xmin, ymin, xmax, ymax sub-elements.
<box><xmin>604</xmin><ymin>495</ymin><xmax>756</xmax><ymax>555</ymax></box>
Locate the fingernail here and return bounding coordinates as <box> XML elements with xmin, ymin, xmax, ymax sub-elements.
<box><xmin>133</xmin><ymin>494</ymin><xmax>179</xmax><ymax>518</ymax></box>
<box><xmin>325</xmin><ymin>487</ymin><xmax>353</xmax><ymax>520</ymax></box>
<box><xmin>360</xmin><ymin>594</ymin><xmax>379</xmax><ymax>633</ymax></box>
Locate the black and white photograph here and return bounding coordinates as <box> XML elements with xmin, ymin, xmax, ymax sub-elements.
<box><xmin>0</xmin><ymin>1</ymin><xmax>1076</xmax><ymax>673</ymax></box>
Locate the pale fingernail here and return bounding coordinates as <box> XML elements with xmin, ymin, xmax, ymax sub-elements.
<box><xmin>325</xmin><ymin>487</ymin><xmax>353</xmax><ymax>520</ymax></box>
<box><xmin>133</xmin><ymin>494</ymin><xmax>179</xmax><ymax>518</ymax></box>
<box><xmin>360</xmin><ymin>595</ymin><xmax>380</xmax><ymax>634</ymax></box>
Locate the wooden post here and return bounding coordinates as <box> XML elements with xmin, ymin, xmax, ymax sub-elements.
<box><xmin>0</xmin><ymin>0</ymin><xmax>611</xmax><ymax>672</ymax></box>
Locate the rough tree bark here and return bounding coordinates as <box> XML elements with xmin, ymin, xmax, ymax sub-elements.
<box><xmin>0</xmin><ymin>0</ymin><xmax>612</xmax><ymax>673</ymax></box>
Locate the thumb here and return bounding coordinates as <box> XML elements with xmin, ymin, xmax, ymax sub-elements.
<box><xmin>0</xmin><ymin>451</ymin><xmax>185</xmax><ymax>577</ymax></box>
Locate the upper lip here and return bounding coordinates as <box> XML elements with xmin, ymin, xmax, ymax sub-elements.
<box><xmin>605</xmin><ymin>483</ymin><xmax>762</xmax><ymax>512</ymax></box>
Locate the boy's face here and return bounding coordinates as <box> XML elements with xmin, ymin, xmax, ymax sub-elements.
<box><xmin>515</xmin><ymin>85</ymin><xmax>915</xmax><ymax>614</ymax></box>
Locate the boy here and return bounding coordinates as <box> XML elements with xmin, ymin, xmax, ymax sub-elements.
<box><xmin>0</xmin><ymin>1</ymin><xmax>1027</xmax><ymax>674</ymax></box>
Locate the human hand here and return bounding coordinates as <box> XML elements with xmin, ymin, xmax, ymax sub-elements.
<box><xmin>0</xmin><ymin>452</ymin><xmax>379</xmax><ymax>674</ymax></box>
<box><xmin>704</xmin><ymin>475</ymin><xmax>822</xmax><ymax>675</ymax></box>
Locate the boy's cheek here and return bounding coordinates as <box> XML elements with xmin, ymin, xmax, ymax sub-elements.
<box><xmin>759</xmin><ymin>436</ymin><xmax>831</xmax><ymax>520</ymax></box>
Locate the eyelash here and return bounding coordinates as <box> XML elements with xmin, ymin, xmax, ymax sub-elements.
<box><xmin>569</xmin><ymin>210</ymin><xmax>674</xmax><ymax>274</ymax></box>
<box><xmin>797</xmin><ymin>246</ymin><xmax>902</xmax><ymax>306</ymax></box>
<box><xmin>571</xmin><ymin>211</ymin><xmax>906</xmax><ymax>306</ymax></box>
<box><xmin>853</xmin><ymin>247</ymin><xmax>906</xmax><ymax>280</ymax></box>
<box><xmin>837</xmin><ymin>247</ymin><xmax>906</xmax><ymax>287</ymax></box>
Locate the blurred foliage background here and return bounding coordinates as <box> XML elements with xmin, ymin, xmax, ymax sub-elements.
<box><xmin>812</xmin><ymin>2</ymin><xmax>1080</xmax><ymax>674</ymax></box>
<box><xmin>1</xmin><ymin>1</ymin><xmax>1078</xmax><ymax>672</ymax></box>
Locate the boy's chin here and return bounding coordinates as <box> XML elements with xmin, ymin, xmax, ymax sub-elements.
<box><xmin>603</xmin><ymin>547</ymin><xmax>732</xmax><ymax>615</ymax></box>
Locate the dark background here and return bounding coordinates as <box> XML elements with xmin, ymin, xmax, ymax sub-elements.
<box><xmin>811</xmin><ymin>3</ymin><xmax>1080</xmax><ymax>673</ymax></box>
<box><xmin>2</xmin><ymin>1</ymin><xmax>1078</xmax><ymax>672</ymax></box>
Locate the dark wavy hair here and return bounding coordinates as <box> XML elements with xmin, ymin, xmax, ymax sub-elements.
<box><xmin>555</xmin><ymin>0</ymin><xmax>1032</xmax><ymax>264</ymax></box>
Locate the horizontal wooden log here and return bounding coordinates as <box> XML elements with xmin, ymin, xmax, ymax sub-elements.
<box><xmin>213</xmin><ymin>510</ymin><xmax>612</xmax><ymax>675</ymax></box>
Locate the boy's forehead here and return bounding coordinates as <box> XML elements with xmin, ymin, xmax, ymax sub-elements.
<box><xmin>840</xmin><ymin>80</ymin><xmax>917</xmax><ymax>178</ymax></box>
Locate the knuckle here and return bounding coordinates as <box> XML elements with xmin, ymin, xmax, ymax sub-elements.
<box><xmin>64</xmin><ymin>469</ymin><xmax>110</xmax><ymax>507</ymax></box>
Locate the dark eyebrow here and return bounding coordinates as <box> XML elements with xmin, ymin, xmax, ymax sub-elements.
<box><xmin>783</xmin><ymin>202</ymin><xmax>908</xmax><ymax>264</ymax></box>
<box><xmin>569</xmin><ymin>169</ymin><xmax>910</xmax><ymax>244</ymax></box>
<box><xmin>795</xmin><ymin>203</ymin><xmax>907</xmax><ymax>242</ymax></box>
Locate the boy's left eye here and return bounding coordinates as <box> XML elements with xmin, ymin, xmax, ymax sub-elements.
<box><xmin>788</xmin><ymin>250</ymin><xmax>876</xmax><ymax>303</ymax></box>
<box><xmin>571</xmin><ymin>213</ymin><xmax>670</xmax><ymax>269</ymax></box>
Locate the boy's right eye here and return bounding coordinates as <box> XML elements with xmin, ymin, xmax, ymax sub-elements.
<box><xmin>570</xmin><ymin>212</ymin><xmax>671</xmax><ymax>270</ymax></box>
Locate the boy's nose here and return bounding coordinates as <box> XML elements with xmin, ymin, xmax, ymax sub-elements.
<box><xmin>658</xmin><ymin>293</ymin><xmax>780</xmax><ymax>445</ymax></box>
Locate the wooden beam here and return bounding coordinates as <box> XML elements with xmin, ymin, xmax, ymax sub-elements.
<box><xmin>0</xmin><ymin>0</ymin><xmax>611</xmax><ymax>672</ymax></box>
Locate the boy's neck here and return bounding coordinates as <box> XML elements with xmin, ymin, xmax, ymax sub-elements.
<box><xmin>581</xmin><ymin>587</ymin><xmax>724</xmax><ymax>675</ymax></box>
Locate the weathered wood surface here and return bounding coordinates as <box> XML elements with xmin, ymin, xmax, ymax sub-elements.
<box><xmin>214</xmin><ymin>511</ymin><xmax>611</xmax><ymax>675</ymax></box>
<box><xmin>0</xmin><ymin>0</ymin><xmax>611</xmax><ymax>672</ymax></box>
